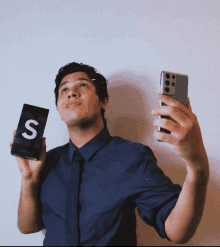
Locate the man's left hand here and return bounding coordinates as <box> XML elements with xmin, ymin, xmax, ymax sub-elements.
<box><xmin>151</xmin><ymin>93</ymin><xmax>209</xmax><ymax>171</ymax></box>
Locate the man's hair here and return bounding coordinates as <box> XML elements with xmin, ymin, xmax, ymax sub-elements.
<box><xmin>54</xmin><ymin>62</ymin><xmax>109</xmax><ymax>127</ymax></box>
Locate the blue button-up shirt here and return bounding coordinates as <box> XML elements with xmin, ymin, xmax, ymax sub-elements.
<box><xmin>39</xmin><ymin>127</ymin><xmax>182</xmax><ymax>246</ymax></box>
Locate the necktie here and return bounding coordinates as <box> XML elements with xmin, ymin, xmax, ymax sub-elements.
<box><xmin>66</xmin><ymin>149</ymin><xmax>84</xmax><ymax>246</ymax></box>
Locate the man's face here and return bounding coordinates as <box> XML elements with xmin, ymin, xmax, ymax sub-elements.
<box><xmin>56</xmin><ymin>72</ymin><xmax>107</xmax><ymax>128</ymax></box>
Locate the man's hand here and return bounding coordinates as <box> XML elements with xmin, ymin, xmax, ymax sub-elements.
<box><xmin>10</xmin><ymin>129</ymin><xmax>47</xmax><ymax>185</ymax></box>
<box><xmin>151</xmin><ymin>93</ymin><xmax>209</xmax><ymax>172</ymax></box>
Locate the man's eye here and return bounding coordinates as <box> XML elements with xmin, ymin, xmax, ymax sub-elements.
<box><xmin>81</xmin><ymin>83</ymin><xmax>87</xmax><ymax>87</ymax></box>
<box><xmin>62</xmin><ymin>88</ymin><xmax>68</xmax><ymax>92</ymax></box>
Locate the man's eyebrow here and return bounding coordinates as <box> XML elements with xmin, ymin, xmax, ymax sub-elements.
<box><xmin>58</xmin><ymin>78</ymin><xmax>91</xmax><ymax>90</ymax></box>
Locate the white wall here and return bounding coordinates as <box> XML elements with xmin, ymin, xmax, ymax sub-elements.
<box><xmin>2</xmin><ymin>0</ymin><xmax>219</xmax><ymax>245</ymax></box>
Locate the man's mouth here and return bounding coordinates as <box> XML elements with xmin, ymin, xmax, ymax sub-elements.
<box><xmin>67</xmin><ymin>102</ymin><xmax>81</xmax><ymax>108</ymax></box>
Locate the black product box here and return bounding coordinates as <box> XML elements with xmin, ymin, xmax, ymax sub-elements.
<box><xmin>11</xmin><ymin>104</ymin><xmax>49</xmax><ymax>161</ymax></box>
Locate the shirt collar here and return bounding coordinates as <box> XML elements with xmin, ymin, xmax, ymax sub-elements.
<box><xmin>68</xmin><ymin>126</ymin><xmax>111</xmax><ymax>163</ymax></box>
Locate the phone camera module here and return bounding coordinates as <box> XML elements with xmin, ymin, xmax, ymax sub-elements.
<box><xmin>165</xmin><ymin>87</ymin><xmax>170</xmax><ymax>93</ymax></box>
<box><xmin>165</xmin><ymin>80</ymin><xmax>170</xmax><ymax>86</ymax></box>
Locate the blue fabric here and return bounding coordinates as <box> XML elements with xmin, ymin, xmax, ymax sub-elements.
<box><xmin>39</xmin><ymin>127</ymin><xmax>182</xmax><ymax>246</ymax></box>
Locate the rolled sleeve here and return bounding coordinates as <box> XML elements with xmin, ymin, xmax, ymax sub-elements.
<box><xmin>132</xmin><ymin>146</ymin><xmax>182</xmax><ymax>240</ymax></box>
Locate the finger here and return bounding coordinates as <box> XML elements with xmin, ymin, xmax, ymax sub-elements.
<box><xmin>154</xmin><ymin>118</ymin><xmax>182</xmax><ymax>135</ymax></box>
<box><xmin>41</xmin><ymin>137</ymin><xmax>46</xmax><ymax>150</ymax></box>
<box><xmin>153</xmin><ymin>128</ymin><xmax>175</xmax><ymax>144</ymax></box>
<box><xmin>187</xmin><ymin>97</ymin><xmax>192</xmax><ymax>111</ymax></box>
<box><xmin>39</xmin><ymin>138</ymin><xmax>46</xmax><ymax>160</ymax></box>
<box><xmin>157</xmin><ymin>93</ymin><xmax>191</xmax><ymax>117</ymax></box>
<box><xmin>12</xmin><ymin>130</ymin><xmax>16</xmax><ymax>140</ymax></box>
<box><xmin>11</xmin><ymin>130</ymin><xmax>16</xmax><ymax>146</ymax></box>
<box><xmin>152</xmin><ymin>106</ymin><xmax>190</xmax><ymax>127</ymax></box>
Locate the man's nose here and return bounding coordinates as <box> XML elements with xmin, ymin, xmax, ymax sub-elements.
<box><xmin>68</xmin><ymin>87</ymin><xmax>80</xmax><ymax>98</ymax></box>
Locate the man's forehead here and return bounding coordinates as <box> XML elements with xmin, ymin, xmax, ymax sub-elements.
<box><xmin>58</xmin><ymin>72</ymin><xmax>94</xmax><ymax>91</ymax></box>
<box><xmin>61</xmin><ymin>72</ymin><xmax>92</xmax><ymax>82</ymax></box>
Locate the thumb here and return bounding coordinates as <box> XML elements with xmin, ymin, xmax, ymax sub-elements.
<box><xmin>187</xmin><ymin>97</ymin><xmax>192</xmax><ymax>111</ymax></box>
<box><xmin>39</xmin><ymin>137</ymin><xmax>46</xmax><ymax>161</ymax></box>
<box><xmin>41</xmin><ymin>137</ymin><xmax>46</xmax><ymax>147</ymax></box>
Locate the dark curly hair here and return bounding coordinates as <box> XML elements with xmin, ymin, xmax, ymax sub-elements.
<box><xmin>54</xmin><ymin>62</ymin><xmax>109</xmax><ymax>127</ymax></box>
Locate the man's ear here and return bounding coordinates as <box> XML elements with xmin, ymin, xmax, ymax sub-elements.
<box><xmin>101</xmin><ymin>96</ymin><xmax>109</xmax><ymax>109</ymax></box>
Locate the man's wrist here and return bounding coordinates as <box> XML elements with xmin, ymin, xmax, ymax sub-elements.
<box><xmin>185</xmin><ymin>163</ymin><xmax>209</xmax><ymax>184</ymax></box>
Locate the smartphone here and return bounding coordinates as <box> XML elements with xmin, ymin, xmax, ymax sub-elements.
<box><xmin>11</xmin><ymin>104</ymin><xmax>49</xmax><ymax>160</ymax></box>
<box><xmin>157</xmin><ymin>71</ymin><xmax>188</xmax><ymax>142</ymax></box>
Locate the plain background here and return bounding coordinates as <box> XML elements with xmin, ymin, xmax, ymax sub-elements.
<box><xmin>2</xmin><ymin>0</ymin><xmax>220</xmax><ymax>245</ymax></box>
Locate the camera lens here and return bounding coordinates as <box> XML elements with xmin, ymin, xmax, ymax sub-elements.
<box><xmin>166</xmin><ymin>73</ymin><xmax>170</xmax><ymax>79</ymax></box>
<box><xmin>165</xmin><ymin>87</ymin><xmax>169</xmax><ymax>93</ymax></box>
<box><xmin>172</xmin><ymin>75</ymin><xmax>175</xmax><ymax>79</ymax></box>
<box><xmin>165</xmin><ymin>80</ymin><xmax>170</xmax><ymax>86</ymax></box>
<box><xmin>172</xmin><ymin>82</ymin><xmax>175</xmax><ymax>86</ymax></box>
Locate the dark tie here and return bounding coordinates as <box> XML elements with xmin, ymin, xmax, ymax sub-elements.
<box><xmin>65</xmin><ymin>149</ymin><xmax>84</xmax><ymax>246</ymax></box>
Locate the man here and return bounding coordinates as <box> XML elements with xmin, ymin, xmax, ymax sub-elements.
<box><xmin>35</xmin><ymin>62</ymin><xmax>210</xmax><ymax>245</ymax></box>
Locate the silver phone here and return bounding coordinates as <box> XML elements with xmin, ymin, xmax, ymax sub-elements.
<box><xmin>157</xmin><ymin>71</ymin><xmax>188</xmax><ymax>142</ymax></box>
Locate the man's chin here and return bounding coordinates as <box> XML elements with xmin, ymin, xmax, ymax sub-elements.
<box><xmin>65</xmin><ymin>117</ymin><xmax>96</xmax><ymax>129</ymax></box>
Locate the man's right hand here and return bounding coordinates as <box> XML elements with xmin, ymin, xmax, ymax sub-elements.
<box><xmin>10</xmin><ymin>130</ymin><xmax>47</xmax><ymax>185</ymax></box>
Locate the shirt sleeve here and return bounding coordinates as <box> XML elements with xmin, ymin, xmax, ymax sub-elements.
<box><xmin>131</xmin><ymin>145</ymin><xmax>182</xmax><ymax>241</ymax></box>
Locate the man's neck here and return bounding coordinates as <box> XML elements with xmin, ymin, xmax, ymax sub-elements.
<box><xmin>67</xmin><ymin>121</ymin><xmax>105</xmax><ymax>148</ymax></box>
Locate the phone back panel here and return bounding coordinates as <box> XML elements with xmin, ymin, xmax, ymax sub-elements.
<box><xmin>157</xmin><ymin>71</ymin><xmax>188</xmax><ymax>142</ymax></box>
<box><xmin>160</xmin><ymin>71</ymin><xmax>188</xmax><ymax>107</ymax></box>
